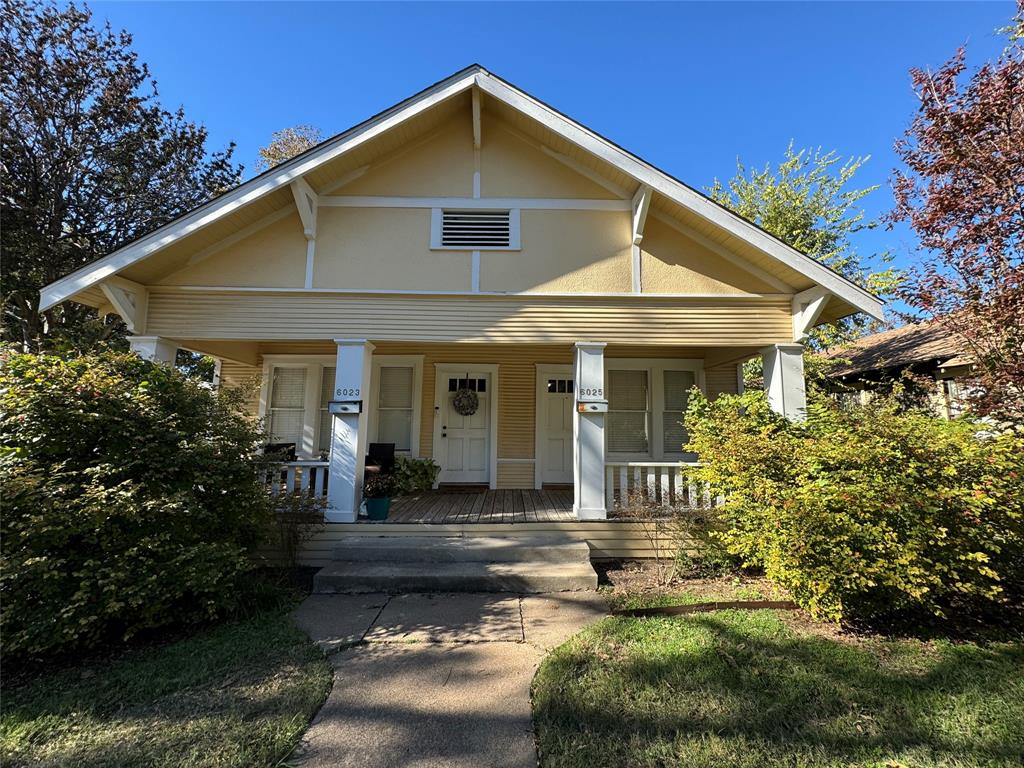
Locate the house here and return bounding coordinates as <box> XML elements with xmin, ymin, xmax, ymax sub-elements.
<box><xmin>822</xmin><ymin>321</ymin><xmax>976</xmax><ymax>418</ymax></box>
<box><xmin>39</xmin><ymin>65</ymin><xmax>883</xmax><ymax>564</ymax></box>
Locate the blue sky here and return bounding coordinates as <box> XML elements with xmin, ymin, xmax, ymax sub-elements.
<box><xmin>92</xmin><ymin>1</ymin><xmax>1014</xmax><ymax>301</ymax></box>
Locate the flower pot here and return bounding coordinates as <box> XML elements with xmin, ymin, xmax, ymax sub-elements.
<box><xmin>365</xmin><ymin>496</ymin><xmax>391</xmax><ymax>521</ymax></box>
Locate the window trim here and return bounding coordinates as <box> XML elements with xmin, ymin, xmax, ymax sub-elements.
<box><xmin>259</xmin><ymin>355</ymin><xmax>334</xmax><ymax>459</ymax></box>
<box><xmin>429</xmin><ymin>208</ymin><xmax>521</xmax><ymax>251</ymax></box>
<box><xmin>604</xmin><ymin>358</ymin><xmax>705</xmax><ymax>462</ymax></box>
<box><xmin>259</xmin><ymin>354</ymin><xmax>424</xmax><ymax>460</ymax></box>
<box><xmin>369</xmin><ymin>355</ymin><xmax>424</xmax><ymax>457</ymax></box>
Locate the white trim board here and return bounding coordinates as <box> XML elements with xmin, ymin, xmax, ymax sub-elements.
<box><xmin>40</xmin><ymin>64</ymin><xmax>883</xmax><ymax>321</ymax></box>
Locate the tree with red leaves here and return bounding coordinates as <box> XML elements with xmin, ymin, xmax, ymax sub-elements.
<box><xmin>889</xmin><ymin>3</ymin><xmax>1024</xmax><ymax>421</ymax></box>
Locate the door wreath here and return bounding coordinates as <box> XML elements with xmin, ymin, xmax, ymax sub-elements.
<box><xmin>452</xmin><ymin>386</ymin><xmax>479</xmax><ymax>416</ymax></box>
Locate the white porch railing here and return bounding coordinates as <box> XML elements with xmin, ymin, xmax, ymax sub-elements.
<box><xmin>265</xmin><ymin>460</ymin><xmax>330</xmax><ymax>498</ymax></box>
<box><xmin>605</xmin><ymin>461</ymin><xmax>717</xmax><ymax>511</ymax></box>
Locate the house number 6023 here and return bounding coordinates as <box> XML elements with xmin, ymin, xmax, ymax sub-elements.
<box><xmin>336</xmin><ymin>387</ymin><xmax>360</xmax><ymax>397</ymax></box>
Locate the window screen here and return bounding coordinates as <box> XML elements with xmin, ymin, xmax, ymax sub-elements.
<box><xmin>607</xmin><ymin>369</ymin><xmax>649</xmax><ymax>453</ymax></box>
<box><xmin>377</xmin><ymin>366</ymin><xmax>414</xmax><ymax>452</ymax></box>
<box><xmin>269</xmin><ymin>367</ymin><xmax>306</xmax><ymax>446</ymax></box>
<box><xmin>662</xmin><ymin>369</ymin><xmax>695</xmax><ymax>454</ymax></box>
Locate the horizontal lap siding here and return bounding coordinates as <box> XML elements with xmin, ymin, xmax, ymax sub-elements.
<box><xmin>146</xmin><ymin>292</ymin><xmax>791</xmax><ymax>346</ymax></box>
<box><xmin>705</xmin><ymin>364</ymin><xmax>740</xmax><ymax>399</ymax></box>
<box><xmin>218</xmin><ymin>360</ymin><xmax>262</xmax><ymax>414</ymax></box>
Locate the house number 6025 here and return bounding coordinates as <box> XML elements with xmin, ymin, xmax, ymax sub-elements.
<box><xmin>336</xmin><ymin>387</ymin><xmax>360</xmax><ymax>397</ymax></box>
<box><xmin>581</xmin><ymin>387</ymin><xmax>604</xmax><ymax>398</ymax></box>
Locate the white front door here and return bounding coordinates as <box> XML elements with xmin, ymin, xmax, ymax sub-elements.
<box><xmin>436</xmin><ymin>369</ymin><xmax>491</xmax><ymax>484</ymax></box>
<box><xmin>539</xmin><ymin>366</ymin><xmax>574</xmax><ymax>485</ymax></box>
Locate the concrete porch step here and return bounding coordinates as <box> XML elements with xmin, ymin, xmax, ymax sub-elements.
<box><xmin>331</xmin><ymin>535</ymin><xmax>591</xmax><ymax>564</ymax></box>
<box><xmin>313</xmin><ymin>560</ymin><xmax>598</xmax><ymax>594</ymax></box>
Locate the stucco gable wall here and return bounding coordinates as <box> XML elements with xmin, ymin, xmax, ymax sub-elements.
<box><xmin>156</xmin><ymin>212</ymin><xmax>307</xmax><ymax>288</ymax></box>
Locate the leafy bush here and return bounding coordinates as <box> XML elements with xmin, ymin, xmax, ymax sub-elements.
<box><xmin>0</xmin><ymin>350</ymin><xmax>274</xmax><ymax>658</ymax></box>
<box><xmin>392</xmin><ymin>456</ymin><xmax>440</xmax><ymax>495</ymax></box>
<box><xmin>685</xmin><ymin>389</ymin><xmax>1024</xmax><ymax>623</ymax></box>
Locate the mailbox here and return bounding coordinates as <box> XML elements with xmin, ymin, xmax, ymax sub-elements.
<box><xmin>328</xmin><ymin>400</ymin><xmax>362</xmax><ymax>415</ymax></box>
<box><xmin>577</xmin><ymin>401</ymin><xmax>608</xmax><ymax>413</ymax></box>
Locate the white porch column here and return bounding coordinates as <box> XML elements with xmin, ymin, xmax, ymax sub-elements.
<box><xmin>761</xmin><ymin>343</ymin><xmax>807</xmax><ymax>421</ymax></box>
<box><xmin>326</xmin><ymin>339</ymin><xmax>374</xmax><ymax>523</ymax></box>
<box><xmin>573</xmin><ymin>342</ymin><xmax>607</xmax><ymax>520</ymax></box>
<box><xmin>128</xmin><ymin>335</ymin><xmax>177</xmax><ymax>365</ymax></box>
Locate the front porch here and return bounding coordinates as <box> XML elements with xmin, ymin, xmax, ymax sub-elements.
<box><xmin>387</xmin><ymin>488</ymin><xmax>575</xmax><ymax>524</ymax></box>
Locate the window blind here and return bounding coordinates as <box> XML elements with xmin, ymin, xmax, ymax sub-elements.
<box><xmin>607</xmin><ymin>369</ymin><xmax>649</xmax><ymax>453</ymax></box>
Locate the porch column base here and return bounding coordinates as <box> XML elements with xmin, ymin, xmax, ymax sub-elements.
<box><xmin>326</xmin><ymin>339</ymin><xmax>374</xmax><ymax>522</ymax></box>
<box><xmin>576</xmin><ymin>506</ymin><xmax>608</xmax><ymax>521</ymax></box>
<box><xmin>573</xmin><ymin>342</ymin><xmax>608</xmax><ymax>521</ymax></box>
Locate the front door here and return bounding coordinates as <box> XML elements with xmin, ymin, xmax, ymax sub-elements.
<box><xmin>539</xmin><ymin>366</ymin><xmax>574</xmax><ymax>484</ymax></box>
<box><xmin>435</xmin><ymin>369</ymin><xmax>492</xmax><ymax>484</ymax></box>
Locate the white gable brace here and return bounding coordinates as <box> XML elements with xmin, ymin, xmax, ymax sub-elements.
<box><xmin>40</xmin><ymin>65</ymin><xmax>883</xmax><ymax>321</ymax></box>
<box><xmin>291</xmin><ymin>178</ymin><xmax>318</xmax><ymax>290</ymax></box>
<box><xmin>631</xmin><ymin>185</ymin><xmax>651</xmax><ymax>246</ymax></box>
<box><xmin>792</xmin><ymin>286</ymin><xmax>830</xmax><ymax>342</ymax></box>
<box><xmin>99</xmin><ymin>276</ymin><xmax>148</xmax><ymax>333</ymax></box>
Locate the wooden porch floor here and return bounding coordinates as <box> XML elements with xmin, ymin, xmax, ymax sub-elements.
<box><xmin>383</xmin><ymin>488</ymin><xmax>575</xmax><ymax>524</ymax></box>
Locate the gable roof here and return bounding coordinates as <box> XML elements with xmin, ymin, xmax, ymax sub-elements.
<box><xmin>823</xmin><ymin>321</ymin><xmax>972</xmax><ymax>378</ymax></box>
<box><xmin>40</xmin><ymin>64</ymin><xmax>884</xmax><ymax>320</ymax></box>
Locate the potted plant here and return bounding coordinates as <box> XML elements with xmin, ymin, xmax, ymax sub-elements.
<box><xmin>363</xmin><ymin>471</ymin><xmax>395</xmax><ymax>521</ymax></box>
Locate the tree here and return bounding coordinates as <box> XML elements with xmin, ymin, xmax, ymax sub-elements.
<box><xmin>709</xmin><ymin>144</ymin><xmax>897</xmax><ymax>349</ymax></box>
<box><xmin>255</xmin><ymin>124</ymin><xmax>323</xmax><ymax>171</ymax></box>
<box><xmin>1</xmin><ymin>0</ymin><xmax>242</xmax><ymax>351</ymax></box>
<box><xmin>889</xmin><ymin>3</ymin><xmax>1024</xmax><ymax>421</ymax></box>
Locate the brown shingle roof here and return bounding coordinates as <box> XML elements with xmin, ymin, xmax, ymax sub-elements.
<box><xmin>823</xmin><ymin>322</ymin><xmax>972</xmax><ymax>378</ymax></box>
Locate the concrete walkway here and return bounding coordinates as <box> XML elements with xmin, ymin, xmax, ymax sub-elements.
<box><xmin>291</xmin><ymin>591</ymin><xmax>607</xmax><ymax>768</ymax></box>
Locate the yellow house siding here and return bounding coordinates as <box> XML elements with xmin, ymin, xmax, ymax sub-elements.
<box><xmin>338</xmin><ymin>118</ymin><xmax>475</xmax><ymax>197</ymax></box>
<box><xmin>480</xmin><ymin>122</ymin><xmax>619</xmax><ymax>199</ymax></box>
<box><xmin>496</xmin><ymin>463</ymin><xmax>536</xmax><ymax>490</ymax></box>
<box><xmin>146</xmin><ymin>292</ymin><xmax>793</xmax><ymax>346</ymax></box>
<box><xmin>480</xmin><ymin>210</ymin><xmax>632</xmax><ymax>293</ymax></box>
<box><xmin>219</xmin><ymin>360</ymin><xmax>262</xmax><ymax>416</ymax></box>
<box><xmin>156</xmin><ymin>212</ymin><xmax>307</xmax><ymax>288</ymax></box>
<box><xmin>705</xmin><ymin>364</ymin><xmax>740</xmax><ymax>399</ymax></box>
<box><xmin>640</xmin><ymin>217</ymin><xmax>780</xmax><ymax>294</ymax></box>
<box><xmin>314</xmin><ymin>208</ymin><xmax>472</xmax><ymax>291</ymax></box>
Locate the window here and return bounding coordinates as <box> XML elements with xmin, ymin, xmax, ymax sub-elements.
<box><xmin>430</xmin><ymin>208</ymin><xmax>521</xmax><ymax>250</ymax></box>
<box><xmin>547</xmin><ymin>378</ymin><xmax>573</xmax><ymax>393</ymax></box>
<box><xmin>268</xmin><ymin>367</ymin><xmax>306</xmax><ymax>446</ymax></box>
<box><xmin>607</xmin><ymin>370</ymin><xmax>649</xmax><ymax>453</ymax></box>
<box><xmin>263</xmin><ymin>356</ymin><xmax>423</xmax><ymax>460</ymax></box>
<box><xmin>376</xmin><ymin>366</ymin><xmax>414</xmax><ymax>452</ymax></box>
<box><xmin>605</xmin><ymin>361</ymin><xmax>703</xmax><ymax>459</ymax></box>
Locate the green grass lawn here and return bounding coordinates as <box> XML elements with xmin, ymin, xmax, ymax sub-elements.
<box><xmin>533</xmin><ymin>592</ymin><xmax>1024</xmax><ymax>768</ymax></box>
<box><xmin>1</xmin><ymin>611</ymin><xmax>332</xmax><ymax>768</ymax></box>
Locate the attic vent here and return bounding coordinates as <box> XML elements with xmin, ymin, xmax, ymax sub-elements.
<box><xmin>430</xmin><ymin>208</ymin><xmax>521</xmax><ymax>250</ymax></box>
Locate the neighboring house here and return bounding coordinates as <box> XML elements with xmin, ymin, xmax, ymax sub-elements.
<box><xmin>822</xmin><ymin>322</ymin><xmax>977</xmax><ymax>418</ymax></box>
<box><xmin>40</xmin><ymin>65</ymin><xmax>883</xmax><ymax>557</ymax></box>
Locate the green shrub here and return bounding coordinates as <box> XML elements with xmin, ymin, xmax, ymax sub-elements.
<box><xmin>0</xmin><ymin>350</ymin><xmax>274</xmax><ymax>658</ymax></box>
<box><xmin>392</xmin><ymin>456</ymin><xmax>440</xmax><ymax>495</ymax></box>
<box><xmin>685</xmin><ymin>389</ymin><xmax>1024</xmax><ymax>623</ymax></box>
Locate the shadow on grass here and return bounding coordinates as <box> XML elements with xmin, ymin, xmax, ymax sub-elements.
<box><xmin>533</xmin><ymin>611</ymin><xmax>1024</xmax><ymax>768</ymax></box>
